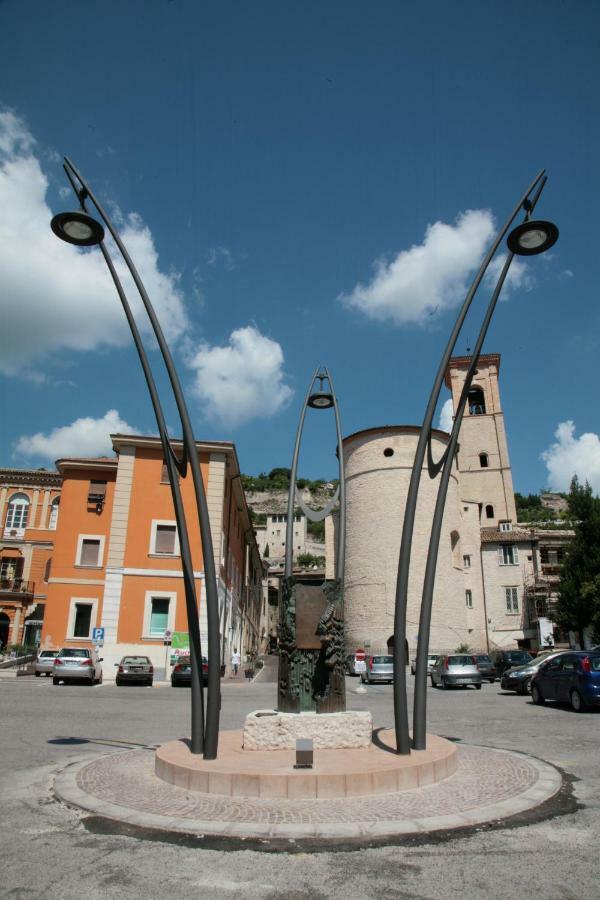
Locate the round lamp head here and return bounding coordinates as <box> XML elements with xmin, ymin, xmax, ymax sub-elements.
<box><xmin>308</xmin><ymin>391</ymin><xmax>334</xmax><ymax>410</ymax></box>
<box><xmin>506</xmin><ymin>220</ymin><xmax>558</xmax><ymax>256</ymax></box>
<box><xmin>51</xmin><ymin>211</ymin><xmax>105</xmax><ymax>246</ymax></box>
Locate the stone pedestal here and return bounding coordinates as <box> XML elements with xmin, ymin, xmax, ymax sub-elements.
<box><xmin>243</xmin><ymin>709</ymin><xmax>373</xmax><ymax>750</ymax></box>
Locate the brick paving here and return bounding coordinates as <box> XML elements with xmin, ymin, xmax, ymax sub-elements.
<box><xmin>75</xmin><ymin>744</ymin><xmax>541</xmax><ymax>825</ymax></box>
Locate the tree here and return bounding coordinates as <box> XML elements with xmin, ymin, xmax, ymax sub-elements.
<box><xmin>556</xmin><ymin>477</ymin><xmax>600</xmax><ymax>646</ymax></box>
<box><xmin>579</xmin><ymin>577</ymin><xmax>600</xmax><ymax>645</ymax></box>
<box><xmin>297</xmin><ymin>552</ymin><xmax>326</xmax><ymax>568</ymax></box>
<box><xmin>268</xmin><ymin>467</ymin><xmax>291</xmax><ymax>482</ymax></box>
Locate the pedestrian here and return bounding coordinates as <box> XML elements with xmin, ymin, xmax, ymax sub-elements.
<box><xmin>231</xmin><ymin>647</ymin><xmax>241</xmax><ymax>677</ymax></box>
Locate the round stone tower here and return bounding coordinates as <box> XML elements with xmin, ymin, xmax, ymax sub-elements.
<box><xmin>342</xmin><ymin>426</ymin><xmax>467</xmax><ymax>657</ymax></box>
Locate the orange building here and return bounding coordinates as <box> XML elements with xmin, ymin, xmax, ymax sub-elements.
<box><xmin>0</xmin><ymin>468</ymin><xmax>62</xmax><ymax>651</ymax></box>
<box><xmin>41</xmin><ymin>434</ymin><xmax>266</xmax><ymax>679</ymax></box>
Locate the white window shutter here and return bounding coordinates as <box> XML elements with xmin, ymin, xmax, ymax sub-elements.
<box><xmin>514</xmin><ymin>546</ymin><xmax>519</xmax><ymax>564</ymax></box>
<box><xmin>498</xmin><ymin>547</ymin><xmax>504</xmax><ymax>564</ymax></box>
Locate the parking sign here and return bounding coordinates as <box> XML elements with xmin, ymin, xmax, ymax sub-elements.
<box><xmin>92</xmin><ymin>627</ymin><xmax>105</xmax><ymax>642</ymax></box>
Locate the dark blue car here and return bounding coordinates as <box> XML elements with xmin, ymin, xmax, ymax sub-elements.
<box><xmin>530</xmin><ymin>651</ymin><xmax>600</xmax><ymax>712</ymax></box>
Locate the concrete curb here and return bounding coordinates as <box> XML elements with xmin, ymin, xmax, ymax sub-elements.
<box><xmin>53</xmin><ymin>743</ymin><xmax>563</xmax><ymax>842</ymax></box>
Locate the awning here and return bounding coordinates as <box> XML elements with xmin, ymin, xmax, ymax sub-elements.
<box><xmin>0</xmin><ymin>548</ymin><xmax>23</xmax><ymax>558</ymax></box>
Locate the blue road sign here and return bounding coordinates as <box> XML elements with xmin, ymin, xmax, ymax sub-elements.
<box><xmin>92</xmin><ymin>627</ymin><xmax>105</xmax><ymax>642</ymax></box>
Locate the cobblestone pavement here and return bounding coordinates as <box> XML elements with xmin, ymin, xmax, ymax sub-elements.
<box><xmin>68</xmin><ymin>743</ymin><xmax>555</xmax><ymax>832</ymax></box>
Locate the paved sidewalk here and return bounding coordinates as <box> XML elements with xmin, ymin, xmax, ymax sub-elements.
<box><xmin>54</xmin><ymin>741</ymin><xmax>562</xmax><ymax>843</ymax></box>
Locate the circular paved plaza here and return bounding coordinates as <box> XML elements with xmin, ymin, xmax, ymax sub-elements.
<box><xmin>55</xmin><ymin>740</ymin><xmax>562</xmax><ymax>842</ymax></box>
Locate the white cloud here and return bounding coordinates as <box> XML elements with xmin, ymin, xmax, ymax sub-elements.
<box><xmin>206</xmin><ymin>246</ymin><xmax>235</xmax><ymax>270</ymax></box>
<box><xmin>187</xmin><ymin>326</ymin><xmax>293</xmax><ymax>428</ymax></box>
<box><xmin>0</xmin><ymin>109</ymin><xmax>188</xmax><ymax>377</ymax></box>
<box><xmin>340</xmin><ymin>209</ymin><xmax>531</xmax><ymax>326</ymax></box>
<box><xmin>541</xmin><ymin>420</ymin><xmax>600</xmax><ymax>493</ymax></box>
<box><xmin>438</xmin><ymin>398</ymin><xmax>454</xmax><ymax>433</ymax></box>
<box><xmin>14</xmin><ymin>409</ymin><xmax>138</xmax><ymax>461</ymax></box>
<box><xmin>485</xmin><ymin>253</ymin><xmax>533</xmax><ymax>296</ymax></box>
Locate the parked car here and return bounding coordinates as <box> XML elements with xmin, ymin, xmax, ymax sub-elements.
<box><xmin>171</xmin><ymin>656</ymin><xmax>209</xmax><ymax>687</ymax></box>
<box><xmin>430</xmin><ymin>654</ymin><xmax>482</xmax><ymax>689</ymax></box>
<box><xmin>490</xmin><ymin>649</ymin><xmax>534</xmax><ymax>677</ymax></box>
<box><xmin>345</xmin><ymin>653</ymin><xmax>358</xmax><ymax>676</ymax></box>
<box><xmin>500</xmin><ymin>650</ymin><xmax>562</xmax><ymax>695</ymax></box>
<box><xmin>472</xmin><ymin>654</ymin><xmax>497</xmax><ymax>683</ymax></box>
<box><xmin>361</xmin><ymin>655</ymin><xmax>393</xmax><ymax>684</ymax></box>
<box><xmin>531</xmin><ymin>651</ymin><xmax>600</xmax><ymax>712</ymax></box>
<box><xmin>35</xmin><ymin>649</ymin><xmax>58</xmax><ymax>677</ymax></box>
<box><xmin>410</xmin><ymin>654</ymin><xmax>439</xmax><ymax>676</ymax></box>
<box><xmin>115</xmin><ymin>655</ymin><xmax>154</xmax><ymax>686</ymax></box>
<box><xmin>53</xmin><ymin>647</ymin><xmax>103</xmax><ymax>685</ymax></box>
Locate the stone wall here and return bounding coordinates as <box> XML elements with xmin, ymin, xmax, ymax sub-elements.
<box><xmin>342</xmin><ymin>427</ymin><xmax>468</xmax><ymax>656</ymax></box>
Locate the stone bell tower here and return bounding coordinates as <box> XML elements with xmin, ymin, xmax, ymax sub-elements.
<box><xmin>444</xmin><ymin>354</ymin><xmax>517</xmax><ymax>526</ymax></box>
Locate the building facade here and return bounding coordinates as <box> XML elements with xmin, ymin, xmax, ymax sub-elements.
<box><xmin>336</xmin><ymin>353</ymin><xmax>564</xmax><ymax>657</ymax></box>
<box><xmin>41</xmin><ymin>435</ymin><xmax>266</xmax><ymax>677</ymax></box>
<box><xmin>254</xmin><ymin>512</ymin><xmax>308</xmax><ymax>564</ymax></box>
<box><xmin>0</xmin><ymin>468</ymin><xmax>61</xmax><ymax>651</ymax></box>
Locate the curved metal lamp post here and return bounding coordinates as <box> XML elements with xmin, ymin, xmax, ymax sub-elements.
<box><xmin>279</xmin><ymin>367</ymin><xmax>346</xmax><ymax>713</ymax></box>
<box><xmin>285</xmin><ymin>368</ymin><xmax>345</xmax><ymax>581</ymax></box>
<box><xmin>50</xmin><ymin>158</ymin><xmax>221</xmax><ymax>758</ymax></box>
<box><xmin>392</xmin><ymin>170</ymin><xmax>558</xmax><ymax>754</ymax></box>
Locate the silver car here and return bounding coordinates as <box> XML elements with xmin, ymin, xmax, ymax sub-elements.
<box><xmin>35</xmin><ymin>649</ymin><xmax>58</xmax><ymax>676</ymax></box>
<box><xmin>430</xmin><ymin>654</ymin><xmax>482</xmax><ymax>689</ymax></box>
<box><xmin>53</xmin><ymin>647</ymin><xmax>103</xmax><ymax>685</ymax></box>
<box><xmin>361</xmin><ymin>654</ymin><xmax>394</xmax><ymax>684</ymax></box>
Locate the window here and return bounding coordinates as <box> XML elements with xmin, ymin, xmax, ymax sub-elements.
<box><xmin>499</xmin><ymin>544</ymin><xmax>519</xmax><ymax>565</ymax></box>
<box><xmin>479</xmin><ymin>453</ymin><xmax>489</xmax><ymax>468</ymax></box>
<box><xmin>76</xmin><ymin>535</ymin><xmax>104</xmax><ymax>567</ymax></box>
<box><xmin>485</xmin><ymin>504</ymin><xmax>494</xmax><ymax>519</ymax></box>
<box><xmin>87</xmin><ymin>481</ymin><xmax>107</xmax><ymax>503</ymax></box>
<box><xmin>149</xmin><ymin>597</ymin><xmax>170</xmax><ymax>636</ymax></box>
<box><xmin>463</xmin><ymin>554</ymin><xmax>471</xmax><ymax>568</ymax></box>
<box><xmin>48</xmin><ymin>498</ymin><xmax>60</xmax><ymax>530</ymax></box>
<box><xmin>143</xmin><ymin>590</ymin><xmax>176</xmax><ymax>638</ymax></box>
<box><xmin>150</xmin><ymin>521</ymin><xmax>179</xmax><ymax>556</ymax></box>
<box><xmin>160</xmin><ymin>462</ymin><xmax>180</xmax><ymax>484</ymax></box>
<box><xmin>465</xmin><ymin>589</ymin><xmax>473</xmax><ymax>608</ymax></box>
<box><xmin>67</xmin><ymin>597</ymin><xmax>98</xmax><ymax>639</ymax></box>
<box><xmin>73</xmin><ymin>603</ymin><xmax>93</xmax><ymax>637</ymax></box>
<box><xmin>499</xmin><ymin>521</ymin><xmax>512</xmax><ymax>532</ymax></box>
<box><xmin>450</xmin><ymin>530</ymin><xmax>461</xmax><ymax>567</ymax></box>
<box><xmin>5</xmin><ymin>493</ymin><xmax>30</xmax><ymax>532</ymax></box>
<box><xmin>1</xmin><ymin>558</ymin><xmax>22</xmax><ymax>581</ymax></box>
<box><xmin>505</xmin><ymin>587</ymin><xmax>519</xmax><ymax>613</ymax></box>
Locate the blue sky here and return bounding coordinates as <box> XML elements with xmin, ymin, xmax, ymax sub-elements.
<box><xmin>1</xmin><ymin>0</ymin><xmax>600</xmax><ymax>493</ymax></box>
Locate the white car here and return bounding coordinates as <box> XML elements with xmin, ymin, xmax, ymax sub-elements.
<box><xmin>53</xmin><ymin>647</ymin><xmax>103</xmax><ymax>685</ymax></box>
<box><xmin>411</xmin><ymin>654</ymin><xmax>438</xmax><ymax>676</ymax></box>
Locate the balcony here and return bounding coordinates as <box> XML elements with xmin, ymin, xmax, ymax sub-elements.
<box><xmin>541</xmin><ymin>563</ymin><xmax>562</xmax><ymax>577</ymax></box>
<box><xmin>0</xmin><ymin>579</ymin><xmax>34</xmax><ymax>596</ymax></box>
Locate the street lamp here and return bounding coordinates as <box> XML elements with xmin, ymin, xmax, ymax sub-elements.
<box><xmin>279</xmin><ymin>367</ymin><xmax>347</xmax><ymax>714</ymax></box>
<box><xmin>50</xmin><ymin>158</ymin><xmax>221</xmax><ymax>759</ymax></box>
<box><xmin>392</xmin><ymin>170</ymin><xmax>558</xmax><ymax>754</ymax></box>
<box><xmin>50</xmin><ymin>211</ymin><xmax>105</xmax><ymax>246</ymax></box>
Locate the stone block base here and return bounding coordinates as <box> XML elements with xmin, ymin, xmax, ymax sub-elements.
<box><xmin>242</xmin><ymin>709</ymin><xmax>373</xmax><ymax>750</ymax></box>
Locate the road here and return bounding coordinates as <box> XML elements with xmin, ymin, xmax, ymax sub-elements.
<box><xmin>1</xmin><ymin>670</ymin><xmax>598</xmax><ymax>899</ymax></box>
